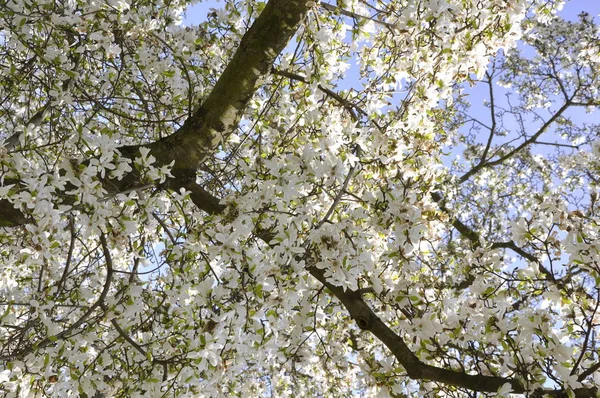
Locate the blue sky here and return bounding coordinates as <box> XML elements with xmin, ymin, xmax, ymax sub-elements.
<box><xmin>561</xmin><ymin>0</ymin><xmax>600</xmax><ymax>19</ymax></box>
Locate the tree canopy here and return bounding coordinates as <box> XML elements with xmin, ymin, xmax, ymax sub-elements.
<box><xmin>1</xmin><ymin>0</ymin><xmax>600</xmax><ymax>396</ymax></box>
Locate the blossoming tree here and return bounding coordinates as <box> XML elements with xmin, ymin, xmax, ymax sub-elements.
<box><xmin>1</xmin><ymin>0</ymin><xmax>599</xmax><ymax>396</ymax></box>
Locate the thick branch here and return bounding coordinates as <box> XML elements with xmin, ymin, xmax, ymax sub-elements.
<box><xmin>139</xmin><ymin>0</ymin><xmax>313</xmax><ymax>176</ymax></box>
<box><xmin>308</xmin><ymin>264</ymin><xmax>517</xmax><ymax>393</ymax></box>
<box><xmin>0</xmin><ymin>0</ymin><xmax>312</xmax><ymax>227</ymax></box>
<box><xmin>1</xmin><ymin>3</ymin><xmax>597</xmax><ymax>397</ymax></box>
<box><xmin>306</xmin><ymin>263</ymin><xmax>598</xmax><ymax>397</ymax></box>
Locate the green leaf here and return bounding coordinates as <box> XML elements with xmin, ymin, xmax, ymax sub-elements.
<box><xmin>255</xmin><ymin>284</ymin><xmax>263</xmax><ymax>300</ymax></box>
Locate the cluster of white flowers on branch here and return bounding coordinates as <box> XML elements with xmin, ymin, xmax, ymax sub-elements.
<box><xmin>1</xmin><ymin>0</ymin><xmax>600</xmax><ymax>396</ymax></box>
